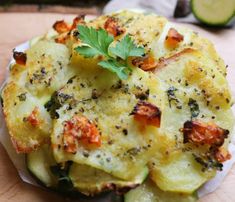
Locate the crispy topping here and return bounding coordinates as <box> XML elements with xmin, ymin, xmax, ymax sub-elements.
<box><xmin>182</xmin><ymin>120</ymin><xmax>229</xmax><ymax>147</ymax></box>
<box><xmin>26</xmin><ymin>107</ymin><xmax>40</xmax><ymax>127</ymax></box>
<box><xmin>54</xmin><ymin>16</ymin><xmax>85</xmax><ymax>43</ymax></box>
<box><xmin>13</xmin><ymin>51</ymin><xmax>27</xmax><ymax>66</ymax></box>
<box><xmin>53</xmin><ymin>20</ymin><xmax>70</xmax><ymax>33</ymax></box>
<box><xmin>165</xmin><ymin>28</ymin><xmax>184</xmax><ymax>49</ymax></box>
<box><xmin>104</xmin><ymin>17</ymin><xmax>125</xmax><ymax>37</ymax></box>
<box><xmin>63</xmin><ymin>115</ymin><xmax>101</xmax><ymax>153</ymax></box>
<box><xmin>214</xmin><ymin>147</ymin><xmax>231</xmax><ymax>163</ymax></box>
<box><xmin>155</xmin><ymin>48</ymin><xmax>195</xmax><ymax>69</ymax></box>
<box><xmin>70</xmin><ymin>15</ymin><xmax>85</xmax><ymax>30</ymax></box>
<box><xmin>130</xmin><ymin>101</ymin><xmax>161</xmax><ymax>127</ymax></box>
<box><xmin>55</xmin><ymin>34</ymin><xmax>69</xmax><ymax>44</ymax></box>
<box><xmin>132</xmin><ymin>55</ymin><xmax>157</xmax><ymax>71</ymax></box>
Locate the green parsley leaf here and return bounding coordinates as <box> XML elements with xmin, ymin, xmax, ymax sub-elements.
<box><xmin>109</xmin><ymin>35</ymin><xmax>145</xmax><ymax>60</ymax></box>
<box><xmin>77</xmin><ymin>25</ymin><xmax>113</xmax><ymax>58</ymax></box>
<box><xmin>98</xmin><ymin>60</ymin><xmax>129</xmax><ymax>80</ymax></box>
<box><xmin>74</xmin><ymin>46</ymin><xmax>99</xmax><ymax>58</ymax></box>
<box><xmin>75</xmin><ymin>25</ymin><xmax>145</xmax><ymax>80</ymax></box>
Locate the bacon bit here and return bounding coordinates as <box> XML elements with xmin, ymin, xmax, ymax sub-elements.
<box><xmin>130</xmin><ymin>101</ymin><xmax>161</xmax><ymax>127</ymax></box>
<box><xmin>26</xmin><ymin>107</ymin><xmax>40</xmax><ymax>127</ymax></box>
<box><xmin>154</xmin><ymin>48</ymin><xmax>195</xmax><ymax>70</ymax></box>
<box><xmin>55</xmin><ymin>34</ymin><xmax>69</xmax><ymax>44</ymax></box>
<box><xmin>70</xmin><ymin>15</ymin><xmax>85</xmax><ymax>30</ymax></box>
<box><xmin>214</xmin><ymin>147</ymin><xmax>231</xmax><ymax>163</ymax></box>
<box><xmin>132</xmin><ymin>55</ymin><xmax>157</xmax><ymax>71</ymax></box>
<box><xmin>165</xmin><ymin>28</ymin><xmax>184</xmax><ymax>49</ymax></box>
<box><xmin>13</xmin><ymin>51</ymin><xmax>27</xmax><ymax>66</ymax></box>
<box><xmin>63</xmin><ymin>115</ymin><xmax>101</xmax><ymax>153</ymax></box>
<box><xmin>182</xmin><ymin>120</ymin><xmax>229</xmax><ymax>147</ymax></box>
<box><xmin>53</xmin><ymin>20</ymin><xmax>70</xmax><ymax>34</ymax></box>
<box><xmin>104</xmin><ymin>17</ymin><xmax>125</xmax><ymax>37</ymax></box>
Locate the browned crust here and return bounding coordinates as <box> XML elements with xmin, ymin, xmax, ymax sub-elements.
<box><xmin>13</xmin><ymin>51</ymin><xmax>27</xmax><ymax>66</ymax></box>
<box><xmin>165</xmin><ymin>28</ymin><xmax>184</xmax><ymax>49</ymax></box>
<box><xmin>130</xmin><ymin>101</ymin><xmax>161</xmax><ymax>127</ymax></box>
<box><xmin>155</xmin><ymin>48</ymin><xmax>196</xmax><ymax>69</ymax></box>
<box><xmin>182</xmin><ymin>120</ymin><xmax>229</xmax><ymax>147</ymax></box>
<box><xmin>104</xmin><ymin>17</ymin><xmax>125</xmax><ymax>37</ymax></box>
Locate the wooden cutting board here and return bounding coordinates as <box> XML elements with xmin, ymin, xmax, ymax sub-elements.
<box><xmin>0</xmin><ymin>13</ymin><xmax>234</xmax><ymax>202</ymax></box>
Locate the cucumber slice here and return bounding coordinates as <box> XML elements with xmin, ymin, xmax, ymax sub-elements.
<box><xmin>191</xmin><ymin>0</ymin><xmax>235</xmax><ymax>26</ymax></box>
<box><xmin>69</xmin><ymin>164</ymin><xmax>149</xmax><ymax>196</ymax></box>
<box><xmin>124</xmin><ymin>179</ymin><xmax>198</xmax><ymax>202</ymax></box>
<box><xmin>26</xmin><ymin>144</ymin><xmax>58</xmax><ymax>187</ymax></box>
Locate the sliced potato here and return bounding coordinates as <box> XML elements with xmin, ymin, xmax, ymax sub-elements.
<box><xmin>150</xmin><ymin>151</ymin><xmax>215</xmax><ymax>193</ymax></box>
<box><xmin>51</xmin><ymin>66</ymin><xmax>164</xmax><ymax>180</ymax></box>
<box><xmin>69</xmin><ymin>164</ymin><xmax>148</xmax><ymax>196</ymax></box>
<box><xmin>125</xmin><ymin>179</ymin><xmax>197</xmax><ymax>202</ymax></box>
<box><xmin>148</xmin><ymin>48</ymin><xmax>234</xmax><ymax>193</ymax></box>
<box><xmin>2</xmin><ymin>82</ymin><xmax>51</xmax><ymax>152</ymax></box>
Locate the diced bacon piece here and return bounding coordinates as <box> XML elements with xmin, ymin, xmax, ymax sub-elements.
<box><xmin>63</xmin><ymin>115</ymin><xmax>101</xmax><ymax>153</ymax></box>
<box><xmin>53</xmin><ymin>20</ymin><xmax>70</xmax><ymax>34</ymax></box>
<box><xmin>182</xmin><ymin>120</ymin><xmax>229</xmax><ymax>147</ymax></box>
<box><xmin>132</xmin><ymin>55</ymin><xmax>157</xmax><ymax>71</ymax></box>
<box><xmin>13</xmin><ymin>51</ymin><xmax>27</xmax><ymax>66</ymax></box>
<box><xmin>130</xmin><ymin>101</ymin><xmax>161</xmax><ymax>127</ymax></box>
<box><xmin>26</xmin><ymin>107</ymin><xmax>40</xmax><ymax>127</ymax></box>
<box><xmin>104</xmin><ymin>17</ymin><xmax>125</xmax><ymax>37</ymax></box>
<box><xmin>165</xmin><ymin>28</ymin><xmax>184</xmax><ymax>49</ymax></box>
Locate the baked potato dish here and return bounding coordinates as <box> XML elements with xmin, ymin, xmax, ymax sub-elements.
<box><xmin>1</xmin><ymin>10</ymin><xmax>234</xmax><ymax>201</ymax></box>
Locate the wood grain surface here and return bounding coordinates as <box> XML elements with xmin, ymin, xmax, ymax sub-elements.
<box><xmin>0</xmin><ymin>13</ymin><xmax>234</xmax><ymax>202</ymax></box>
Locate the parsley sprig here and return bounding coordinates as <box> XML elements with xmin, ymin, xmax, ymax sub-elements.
<box><xmin>75</xmin><ymin>25</ymin><xmax>145</xmax><ymax>80</ymax></box>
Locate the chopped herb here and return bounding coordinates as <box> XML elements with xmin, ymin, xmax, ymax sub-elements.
<box><xmin>192</xmin><ymin>153</ymin><xmax>223</xmax><ymax>172</ymax></box>
<box><xmin>44</xmin><ymin>92</ymin><xmax>74</xmax><ymax>119</ymax></box>
<box><xmin>67</xmin><ymin>76</ymin><xmax>76</xmax><ymax>84</ymax></box>
<box><xmin>188</xmin><ymin>98</ymin><xmax>200</xmax><ymax>119</ymax></box>
<box><xmin>91</xmin><ymin>89</ymin><xmax>99</xmax><ymax>99</ymax></box>
<box><xmin>17</xmin><ymin>93</ymin><xmax>27</xmax><ymax>101</ymax></box>
<box><xmin>106</xmin><ymin>157</ymin><xmax>111</xmax><ymax>162</ymax></box>
<box><xmin>82</xmin><ymin>150</ymin><xmax>89</xmax><ymax>158</ymax></box>
<box><xmin>122</xmin><ymin>129</ymin><xmax>128</xmax><ymax>136</ymax></box>
<box><xmin>30</xmin><ymin>68</ymin><xmax>47</xmax><ymax>84</ymax></box>
<box><xmin>135</xmin><ymin>89</ymin><xmax>149</xmax><ymax>100</ymax></box>
<box><xmin>115</xmin><ymin>125</ymin><xmax>121</xmax><ymax>129</ymax></box>
<box><xmin>126</xmin><ymin>147</ymin><xmax>141</xmax><ymax>156</ymax></box>
<box><xmin>166</xmin><ymin>86</ymin><xmax>181</xmax><ymax>108</ymax></box>
<box><xmin>80</xmin><ymin>83</ymin><xmax>85</xmax><ymax>88</ymax></box>
<box><xmin>75</xmin><ymin>25</ymin><xmax>145</xmax><ymax>80</ymax></box>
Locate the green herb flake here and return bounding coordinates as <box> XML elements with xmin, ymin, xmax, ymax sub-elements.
<box><xmin>44</xmin><ymin>92</ymin><xmax>74</xmax><ymax>119</ymax></box>
<box><xmin>188</xmin><ymin>98</ymin><xmax>200</xmax><ymax>119</ymax></box>
<box><xmin>166</xmin><ymin>86</ymin><xmax>181</xmax><ymax>108</ymax></box>
<box><xmin>192</xmin><ymin>153</ymin><xmax>223</xmax><ymax>172</ymax></box>
<box><xmin>17</xmin><ymin>93</ymin><xmax>27</xmax><ymax>101</ymax></box>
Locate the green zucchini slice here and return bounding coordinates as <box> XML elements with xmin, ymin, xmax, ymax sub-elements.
<box><xmin>191</xmin><ymin>0</ymin><xmax>235</xmax><ymax>26</ymax></box>
<box><xmin>26</xmin><ymin>144</ymin><xmax>58</xmax><ymax>187</ymax></box>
